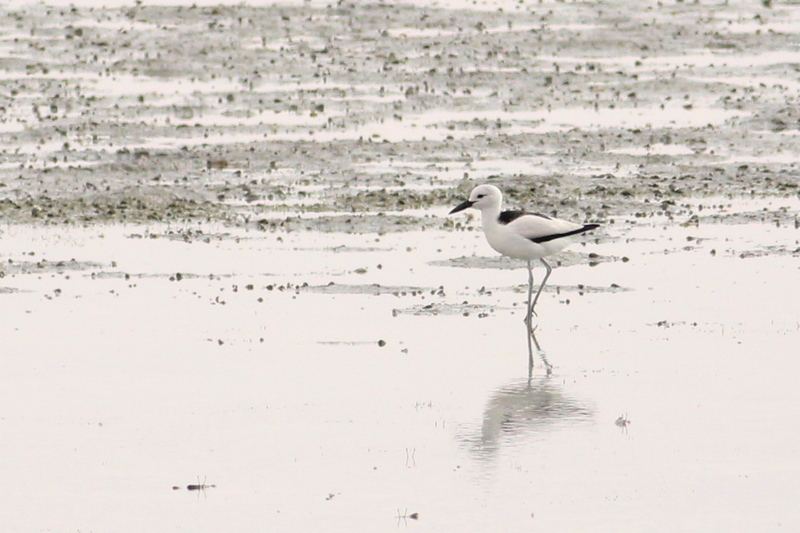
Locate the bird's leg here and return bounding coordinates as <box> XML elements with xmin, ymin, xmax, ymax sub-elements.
<box><xmin>524</xmin><ymin>259</ymin><xmax>535</xmax><ymax>329</ymax></box>
<box><xmin>529</xmin><ymin>259</ymin><xmax>552</xmax><ymax>315</ymax></box>
<box><xmin>526</xmin><ymin>331</ymin><xmax>534</xmax><ymax>378</ymax></box>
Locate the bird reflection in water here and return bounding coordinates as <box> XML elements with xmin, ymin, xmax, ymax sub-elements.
<box><xmin>527</xmin><ymin>327</ymin><xmax>552</xmax><ymax>377</ymax></box>
<box><xmin>463</xmin><ymin>330</ymin><xmax>594</xmax><ymax>461</ymax></box>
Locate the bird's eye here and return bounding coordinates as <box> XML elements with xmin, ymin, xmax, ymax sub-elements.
<box><xmin>476</xmin><ymin>194</ymin><xmax>484</xmax><ymax>199</ymax></box>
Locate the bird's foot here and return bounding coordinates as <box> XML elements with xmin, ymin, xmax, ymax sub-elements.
<box><xmin>523</xmin><ymin>310</ymin><xmax>539</xmax><ymax>327</ymax></box>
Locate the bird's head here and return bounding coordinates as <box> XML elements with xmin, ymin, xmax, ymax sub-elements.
<box><xmin>449</xmin><ymin>184</ymin><xmax>503</xmax><ymax>214</ymax></box>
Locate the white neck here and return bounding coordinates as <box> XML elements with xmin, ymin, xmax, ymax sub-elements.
<box><xmin>479</xmin><ymin>203</ymin><xmax>502</xmax><ymax>232</ymax></box>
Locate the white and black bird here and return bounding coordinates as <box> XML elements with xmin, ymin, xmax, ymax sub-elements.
<box><xmin>449</xmin><ymin>184</ymin><xmax>599</xmax><ymax>325</ymax></box>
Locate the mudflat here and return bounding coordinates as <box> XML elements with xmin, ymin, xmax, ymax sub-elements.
<box><xmin>1</xmin><ymin>1</ymin><xmax>799</xmax><ymax>532</ymax></box>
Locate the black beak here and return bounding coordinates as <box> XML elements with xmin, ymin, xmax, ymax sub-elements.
<box><xmin>449</xmin><ymin>199</ymin><xmax>474</xmax><ymax>215</ymax></box>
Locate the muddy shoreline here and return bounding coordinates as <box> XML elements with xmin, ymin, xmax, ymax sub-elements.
<box><xmin>1</xmin><ymin>1</ymin><xmax>798</xmax><ymax>230</ymax></box>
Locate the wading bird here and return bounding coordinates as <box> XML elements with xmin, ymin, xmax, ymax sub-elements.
<box><xmin>449</xmin><ymin>184</ymin><xmax>599</xmax><ymax>328</ymax></box>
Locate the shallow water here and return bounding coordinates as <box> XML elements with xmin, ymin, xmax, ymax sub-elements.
<box><xmin>1</xmin><ymin>209</ymin><xmax>798</xmax><ymax>532</ymax></box>
<box><xmin>1</xmin><ymin>0</ymin><xmax>799</xmax><ymax>530</ymax></box>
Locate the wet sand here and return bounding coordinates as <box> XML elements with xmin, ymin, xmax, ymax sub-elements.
<box><xmin>1</xmin><ymin>0</ymin><xmax>799</xmax><ymax>532</ymax></box>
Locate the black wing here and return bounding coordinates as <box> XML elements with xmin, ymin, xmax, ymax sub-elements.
<box><xmin>497</xmin><ymin>210</ymin><xmax>551</xmax><ymax>225</ymax></box>
<box><xmin>530</xmin><ymin>224</ymin><xmax>600</xmax><ymax>243</ymax></box>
